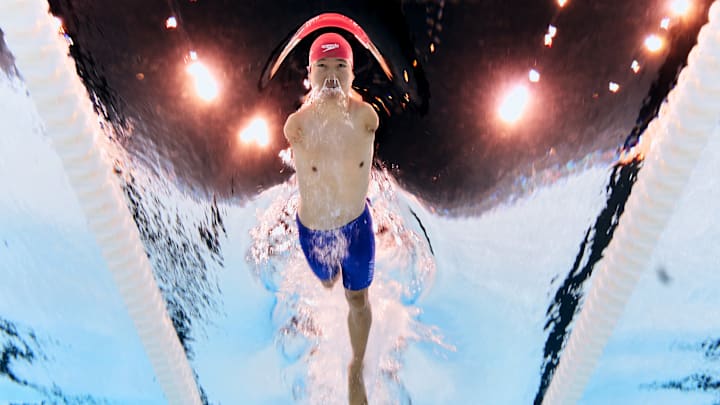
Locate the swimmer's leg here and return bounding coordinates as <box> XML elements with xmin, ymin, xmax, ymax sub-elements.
<box><xmin>345</xmin><ymin>287</ymin><xmax>371</xmax><ymax>405</ymax></box>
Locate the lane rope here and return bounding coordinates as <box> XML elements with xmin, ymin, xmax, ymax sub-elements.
<box><xmin>0</xmin><ymin>2</ymin><xmax>202</xmax><ymax>403</ymax></box>
<box><xmin>542</xmin><ymin>2</ymin><xmax>720</xmax><ymax>404</ymax></box>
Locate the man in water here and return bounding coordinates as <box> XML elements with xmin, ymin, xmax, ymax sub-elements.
<box><xmin>283</xmin><ymin>32</ymin><xmax>379</xmax><ymax>405</ymax></box>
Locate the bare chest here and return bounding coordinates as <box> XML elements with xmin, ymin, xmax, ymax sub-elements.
<box><xmin>298</xmin><ymin>116</ymin><xmax>371</xmax><ymax>154</ymax></box>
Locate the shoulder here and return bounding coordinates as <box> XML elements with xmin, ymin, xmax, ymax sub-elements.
<box><xmin>284</xmin><ymin>108</ymin><xmax>305</xmax><ymax>129</ymax></box>
<box><xmin>284</xmin><ymin>109</ymin><xmax>305</xmax><ymax>142</ymax></box>
<box><xmin>352</xmin><ymin>97</ymin><xmax>379</xmax><ymax>133</ymax></box>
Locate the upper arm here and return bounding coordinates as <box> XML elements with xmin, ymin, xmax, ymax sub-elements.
<box><xmin>283</xmin><ymin>112</ymin><xmax>302</xmax><ymax>144</ymax></box>
<box><xmin>363</xmin><ymin>103</ymin><xmax>379</xmax><ymax>134</ymax></box>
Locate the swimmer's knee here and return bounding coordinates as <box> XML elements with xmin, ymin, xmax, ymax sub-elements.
<box><xmin>345</xmin><ymin>288</ymin><xmax>369</xmax><ymax>310</ymax></box>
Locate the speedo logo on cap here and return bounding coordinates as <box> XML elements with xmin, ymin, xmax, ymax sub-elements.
<box><xmin>321</xmin><ymin>43</ymin><xmax>340</xmax><ymax>52</ymax></box>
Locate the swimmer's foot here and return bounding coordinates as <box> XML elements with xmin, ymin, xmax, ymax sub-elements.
<box><xmin>348</xmin><ymin>359</ymin><xmax>368</xmax><ymax>405</ymax></box>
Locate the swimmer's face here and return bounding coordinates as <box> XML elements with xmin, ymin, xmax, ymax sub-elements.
<box><xmin>309</xmin><ymin>57</ymin><xmax>354</xmax><ymax>96</ymax></box>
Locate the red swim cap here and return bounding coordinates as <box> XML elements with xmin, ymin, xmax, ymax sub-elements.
<box><xmin>309</xmin><ymin>32</ymin><xmax>353</xmax><ymax>65</ymax></box>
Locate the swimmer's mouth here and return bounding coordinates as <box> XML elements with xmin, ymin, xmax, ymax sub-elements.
<box><xmin>323</xmin><ymin>78</ymin><xmax>340</xmax><ymax>89</ymax></box>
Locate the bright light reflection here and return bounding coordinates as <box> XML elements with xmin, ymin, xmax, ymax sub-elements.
<box><xmin>548</xmin><ymin>25</ymin><xmax>557</xmax><ymax>37</ymax></box>
<box><xmin>645</xmin><ymin>35</ymin><xmax>664</xmax><ymax>52</ymax></box>
<box><xmin>609</xmin><ymin>82</ymin><xmax>620</xmax><ymax>93</ymax></box>
<box><xmin>670</xmin><ymin>0</ymin><xmax>691</xmax><ymax>16</ymax></box>
<box><xmin>631</xmin><ymin>60</ymin><xmax>641</xmax><ymax>73</ymax></box>
<box><xmin>240</xmin><ymin>118</ymin><xmax>270</xmax><ymax>147</ymax></box>
<box><xmin>166</xmin><ymin>16</ymin><xmax>178</xmax><ymax>29</ymax></box>
<box><xmin>558</xmin><ymin>0</ymin><xmax>568</xmax><ymax>7</ymax></box>
<box><xmin>498</xmin><ymin>85</ymin><xmax>530</xmax><ymax>124</ymax></box>
<box><xmin>544</xmin><ymin>34</ymin><xmax>553</xmax><ymax>47</ymax></box>
<box><xmin>529</xmin><ymin>69</ymin><xmax>540</xmax><ymax>82</ymax></box>
<box><xmin>660</xmin><ymin>17</ymin><xmax>671</xmax><ymax>29</ymax></box>
<box><xmin>186</xmin><ymin>61</ymin><xmax>219</xmax><ymax>102</ymax></box>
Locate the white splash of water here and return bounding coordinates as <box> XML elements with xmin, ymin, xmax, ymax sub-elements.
<box><xmin>246</xmin><ymin>171</ymin><xmax>452</xmax><ymax>403</ymax></box>
<box><xmin>278</xmin><ymin>147</ymin><xmax>294</xmax><ymax>169</ymax></box>
<box><xmin>302</xmin><ymin>76</ymin><xmax>353</xmax><ymax>127</ymax></box>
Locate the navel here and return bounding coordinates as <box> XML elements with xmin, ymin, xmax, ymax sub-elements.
<box><xmin>359</xmin><ymin>161</ymin><xmax>364</xmax><ymax>168</ymax></box>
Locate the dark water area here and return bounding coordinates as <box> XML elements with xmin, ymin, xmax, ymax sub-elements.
<box><xmin>645</xmin><ymin>337</ymin><xmax>720</xmax><ymax>403</ymax></box>
<box><xmin>0</xmin><ymin>318</ymin><xmax>106</xmax><ymax>403</ymax></box>
<box><xmin>0</xmin><ymin>318</ymin><xmax>45</xmax><ymax>393</ymax></box>
<box><xmin>121</xmin><ymin>169</ymin><xmax>226</xmax><ymax>357</ymax></box>
<box><xmin>36</xmin><ymin>0</ymin><xmax>711</xmax><ymax>213</ymax></box>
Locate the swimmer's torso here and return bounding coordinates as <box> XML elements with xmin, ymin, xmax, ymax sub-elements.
<box><xmin>286</xmin><ymin>97</ymin><xmax>377</xmax><ymax>230</ymax></box>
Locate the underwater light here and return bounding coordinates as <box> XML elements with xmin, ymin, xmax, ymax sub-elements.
<box><xmin>644</xmin><ymin>34</ymin><xmax>664</xmax><ymax>52</ymax></box>
<box><xmin>240</xmin><ymin>118</ymin><xmax>270</xmax><ymax>147</ymax></box>
<box><xmin>498</xmin><ymin>85</ymin><xmax>530</xmax><ymax>124</ymax></box>
<box><xmin>186</xmin><ymin>61</ymin><xmax>219</xmax><ymax>102</ymax></box>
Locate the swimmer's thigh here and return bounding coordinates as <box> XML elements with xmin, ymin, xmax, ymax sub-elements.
<box><xmin>298</xmin><ymin>226</ymin><xmax>340</xmax><ymax>283</ymax></box>
<box><xmin>341</xmin><ymin>214</ymin><xmax>375</xmax><ymax>291</ymax></box>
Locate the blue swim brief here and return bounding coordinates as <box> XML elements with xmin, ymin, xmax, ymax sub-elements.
<box><xmin>296</xmin><ymin>203</ymin><xmax>375</xmax><ymax>291</ymax></box>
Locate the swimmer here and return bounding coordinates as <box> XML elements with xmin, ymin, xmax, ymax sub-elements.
<box><xmin>283</xmin><ymin>32</ymin><xmax>379</xmax><ymax>405</ymax></box>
